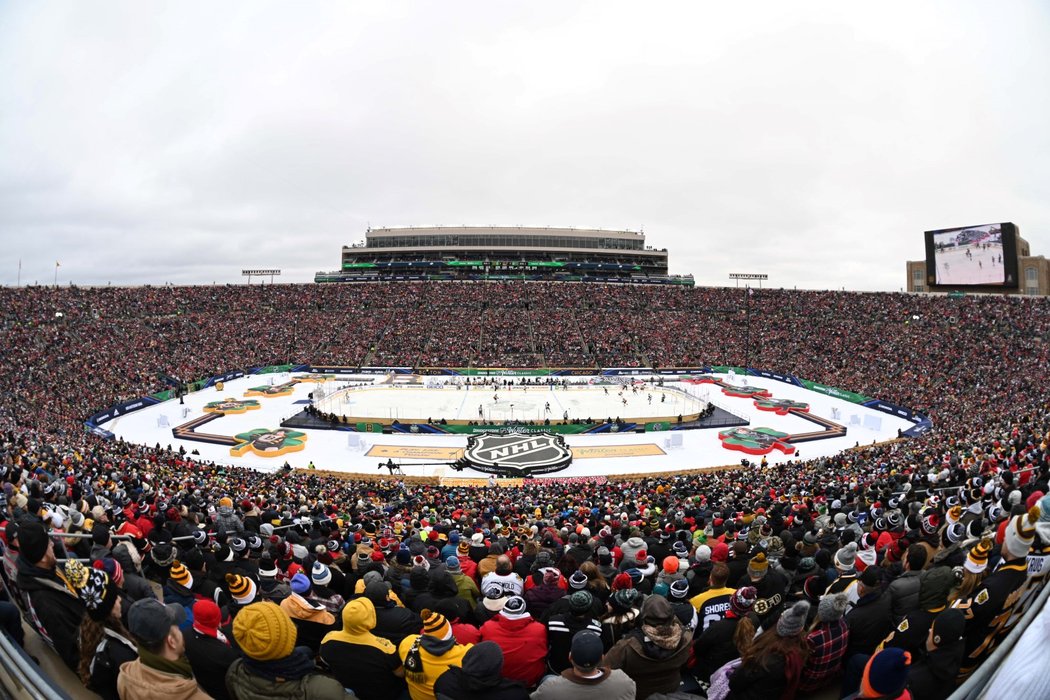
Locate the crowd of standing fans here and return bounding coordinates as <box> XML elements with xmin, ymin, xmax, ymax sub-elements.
<box><xmin>0</xmin><ymin>280</ymin><xmax>1047</xmax><ymax>699</ymax></box>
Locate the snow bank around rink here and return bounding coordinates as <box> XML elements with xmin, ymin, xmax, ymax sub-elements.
<box><xmin>104</xmin><ymin>372</ymin><xmax>916</xmax><ymax>479</ymax></box>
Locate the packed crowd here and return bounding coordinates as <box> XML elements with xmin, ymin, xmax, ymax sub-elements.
<box><xmin>0</xmin><ymin>281</ymin><xmax>1047</xmax><ymax>700</ymax></box>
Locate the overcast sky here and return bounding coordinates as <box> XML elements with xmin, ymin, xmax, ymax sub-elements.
<box><xmin>1</xmin><ymin>2</ymin><xmax>1048</xmax><ymax>291</ymax></box>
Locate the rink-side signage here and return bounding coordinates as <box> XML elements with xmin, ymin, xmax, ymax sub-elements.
<box><xmin>89</xmin><ymin>397</ymin><xmax>160</xmax><ymax>426</ymax></box>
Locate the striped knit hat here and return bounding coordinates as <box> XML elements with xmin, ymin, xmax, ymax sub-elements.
<box><xmin>226</xmin><ymin>573</ymin><xmax>257</xmax><ymax>605</ymax></box>
<box><xmin>421</xmin><ymin>609</ymin><xmax>452</xmax><ymax>640</ymax></box>
<box><xmin>1003</xmin><ymin>506</ymin><xmax>1039</xmax><ymax>558</ymax></box>
<box><xmin>964</xmin><ymin>539</ymin><xmax>992</xmax><ymax>574</ymax></box>
<box><xmin>169</xmin><ymin>560</ymin><xmax>193</xmax><ymax>589</ymax></box>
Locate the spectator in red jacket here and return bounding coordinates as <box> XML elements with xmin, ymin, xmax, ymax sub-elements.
<box><xmin>479</xmin><ymin>595</ymin><xmax>547</xmax><ymax>687</ymax></box>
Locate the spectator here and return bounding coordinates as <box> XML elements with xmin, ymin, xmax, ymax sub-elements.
<box><xmin>320</xmin><ymin>597</ymin><xmax>408</xmax><ymax>700</ymax></box>
<box><xmin>887</xmin><ymin>544</ymin><xmax>926</xmax><ymax>623</ymax></box>
<box><xmin>73</xmin><ymin>566</ymin><xmax>137</xmax><ymax>700</ymax></box>
<box><xmin>226</xmin><ymin>601</ymin><xmax>347</xmax><ymax>699</ymax></box>
<box><xmin>851</xmin><ymin>647</ymin><xmax>912</xmax><ymax>700</ymax></box>
<box><xmin>689</xmin><ymin>561</ymin><xmax>736</xmax><ymax>631</ymax></box>
<box><xmin>482</xmin><ymin>555</ymin><xmax>524</xmax><ymax>597</ymax></box>
<box><xmin>881</xmin><ymin>567</ymin><xmax>957</xmax><ymax>657</ymax></box>
<box><xmin>530</xmin><ymin>630</ymin><xmax>635</xmax><ymax>700</ymax></box>
<box><xmin>280</xmin><ymin>572</ymin><xmax>337</xmax><ymax>655</ymax></box>
<box><xmin>907</xmin><ymin>609</ymin><xmax>966</xmax><ymax>700</ymax></box>
<box><xmin>845</xmin><ymin>567</ymin><xmax>893</xmax><ymax>660</ymax></box>
<box><xmin>15</xmin><ymin>520</ymin><xmax>85</xmax><ymax>670</ymax></box>
<box><xmin>432</xmin><ymin>641</ymin><xmax>530</xmax><ymax>700</ymax></box>
<box><xmin>605</xmin><ymin>595</ymin><xmax>692</xmax><ymax>699</ymax></box>
<box><xmin>480</xmin><ymin>596</ymin><xmax>548</xmax><ymax>688</ymax></box>
<box><xmin>184</xmin><ymin>599</ymin><xmax>240</xmax><ymax>700</ymax></box>
<box><xmin>726</xmin><ymin>600</ymin><xmax>810</xmax><ymax>700</ymax></box>
<box><xmin>366</xmin><ymin>580</ymin><xmax>424</xmax><ymax>647</ymax></box>
<box><xmin>799</xmin><ymin>592</ymin><xmax>850</xmax><ymax>693</ymax></box>
<box><xmin>445</xmin><ymin>556</ymin><xmax>480</xmax><ymax>609</ymax></box>
<box><xmin>953</xmin><ymin>508</ymin><xmax>1038</xmax><ymax>680</ymax></box>
<box><xmin>545</xmin><ymin>591</ymin><xmax>603</xmax><ymax>675</ymax></box>
<box><xmin>117</xmin><ymin>597</ymin><xmax>211</xmax><ymax>699</ymax></box>
<box><xmin>524</xmin><ymin>568</ymin><xmax>565</xmax><ymax>620</ymax></box>
<box><xmin>400</xmin><ymin>609</ymin><xmax>473</xmax><ymax>700</ymax></box>
<box><xmin>434</xmin><ymin>598</ymin><xmax>482</xmax><ymax>645</ymax></box>
<box><xmin>692</xmin><ymin>586</ymin><xmax>758</xmax><ymax>687</ymax></box>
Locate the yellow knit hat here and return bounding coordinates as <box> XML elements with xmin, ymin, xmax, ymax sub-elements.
<box><xmin>420</xmin><ymin>608</ymin><xmax>451</xmax><ymax>639</ymax></box>
<box><xmin>233</xmin><ymin>602</ymin><xmax>297</xmax><ymax>661</ymax></box>
<box><xmin>225</xmin><ymin>573</ymin><xmax>257</xmax><ymax>605</ymax></box>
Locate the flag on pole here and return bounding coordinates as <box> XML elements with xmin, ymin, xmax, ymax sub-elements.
<box><xmin>56</xmin><ymin>261</ymin><xmax>60</xmax><ymax>267</ymax></box>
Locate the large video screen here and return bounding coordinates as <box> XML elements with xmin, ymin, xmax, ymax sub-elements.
<box><xmin>924</xmin><ymin>222</ymin><xmax>1018</xmax><ymax>287</ymax></box>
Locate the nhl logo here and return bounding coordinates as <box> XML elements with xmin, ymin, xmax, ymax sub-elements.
<box><xmin>461</xmin><ymin>432</ymin><xmax>573</xmax><ymax>476</ymax></box>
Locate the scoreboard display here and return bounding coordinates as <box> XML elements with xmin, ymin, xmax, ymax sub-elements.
<box><xmin>924</xmin><ymin>222</ymin><xmax>1019</xmax><ymax>288</ymax></box>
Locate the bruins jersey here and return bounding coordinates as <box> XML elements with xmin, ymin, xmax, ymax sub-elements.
<box><xmin>951</xmin><ymin>560</ymin><xmax>1028</xmax><ymax>681</ymax></box>
<box><xmin>1002</xmin><ymin>537</ymin><xmax>1050</xmax><ymax>633</ymax></box>
<box><xmin>879</xmin><ymin>607</ymin><xmax>941</xmax><ymax>656</ymax></box>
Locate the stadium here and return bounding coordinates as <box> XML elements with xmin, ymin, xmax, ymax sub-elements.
<box><xmin>3</xmin><ymin>5</ymin><xmax>1050</xmax><ymax>700</ymax></box>
<box><xmin>2</xmin><ymin>230</ymin><xmax>1049</xmax><ymax>700</ymax></box>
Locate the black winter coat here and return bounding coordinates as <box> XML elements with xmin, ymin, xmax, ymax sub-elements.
<box><xmin>185</xmin><ymin>629</ymin><xmax>241</xmax><ymax>700</ymax></box>
<box><xmin>845</xmin><ymin>589</ymin><xmax>893</xmax><ymax>657</ymax></box>
<box><xmin>16</xmin><ymin>558</ymin><xmax>85</xmax><ymax>670</ymax></box>
<box><xmin>86</xmin><ymin>629</ymin><xmax>138</xmax><ymax>700</ymax></box>
<box><xmin>907</xmin><ymin>640</ymin><xmax>965</xmax><ymax>700</ymax></box>
<box><xmin>434</xmin><ymin>666</ymin><xmax>530</xmax><ymax>700</ymax></box>
<box><xmin>727</xmin><ymin>650</ymin><xmax>797</xmax><ymax>700</ymax></box>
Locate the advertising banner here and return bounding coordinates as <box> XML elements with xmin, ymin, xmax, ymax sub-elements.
<box><xmin>798</xmin><ymin>379</ymin><xmax>870</xmax><ymax>405</ymax></box>
<box><xmin>748</xmin><ymin>368</ymin><xmax>804</xmax><ymax>387</ymax></box>
<box><xmin>88</xmin><ymin>396</ymin><xmax>161</xmax><ymax>426</ymax></box>
<box><xmin>202</xmin><ymin>370</ymin><xmax>245</xmax><ymax>388</ymax></box>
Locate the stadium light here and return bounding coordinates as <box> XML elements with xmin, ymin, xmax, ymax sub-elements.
<box><xmin>729</xmin><ymin>273</ymin><xmax>768</xmax><ymax>374</ymax></box>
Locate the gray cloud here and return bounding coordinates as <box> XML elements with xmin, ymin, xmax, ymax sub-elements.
<box><xmin>1</xmin><ymin>1</ymin><xmax>1048</xmax><ymax>290</ymax></box>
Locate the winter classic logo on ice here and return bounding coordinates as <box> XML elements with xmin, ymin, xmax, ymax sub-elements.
<box><xmin>463</xmin><ymin>432</ymin><xmax>572</xmax><ymax>473</ymax></box>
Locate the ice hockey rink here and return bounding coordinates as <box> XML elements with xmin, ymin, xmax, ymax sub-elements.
<box><xmin>103</xmin><ymin>373</ymin><xmax>917</xmax><ymax>478</ymax></box>
<box><xmin>313</xmin><ymin>383</ymin><xmax>707</xmax><ymax>423</ymax></box>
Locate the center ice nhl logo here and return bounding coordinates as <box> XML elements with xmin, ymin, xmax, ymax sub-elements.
<box><xmin>230</xmin><ymin>428</ymin><xmax>308</xmax><ymax>458</ymax></box>
<box><xmin>717</xmin><ymin>427</ymin><xmax>795</xmax><ymax>456</ymax></box>
<box><xmin>462</xmin><ymin>432</ymin><xmax>572</xmax><ymax>476</ymax></box>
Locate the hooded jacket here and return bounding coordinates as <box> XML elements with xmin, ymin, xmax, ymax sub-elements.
<box><xmin>398</xmin><ymin>632</ymin><xmax>473</xmax><ymax>700</ymax></box>
<box><xmin>415</xmin><ymin>570</ymin><xmax>470</xmax><ymax>621</ymax></box>
<box><xmin>214</xmin><ymin>506</ymin><xmax>244</xmax><ymax>537</ymax></box>
<box><xmin>320</xmin><ymin>598</ymin><xmax>407</xmax><ymax>700</ymax></box>
<box><xmin>618</xmin><ymin>537</ymin><xmax>647</xmax><ymax>569</ymax></box>
<box><xmin>604</xmin><ymin>596</ymin><xmax>692</xmax><ymax>700</ymax></box>
<box><xmin>366</xmin><ymin>582</ymin><xmax>425</xmax><ymax>646</ymax></box>
<box><xmin>479</xmin><ymin>612</ymin><xmax>548</xmax><ymax>687</ymax></box>
<box><xmin>279</xmin><ymin>593</ymin><xmax>336</xmax><ymax>654</ymax></box>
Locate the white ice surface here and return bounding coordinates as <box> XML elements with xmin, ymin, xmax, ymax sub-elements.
<box><xmin>104</xmin><ymin>373</ymin><xmax>915</xmax><ymax>478</ymax></box>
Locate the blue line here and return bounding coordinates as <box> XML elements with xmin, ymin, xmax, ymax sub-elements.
<box><xmin>455</xmin><ymin>383</ymin><xmax>471</xmax><ymax>421</ymax></box>
<box><xmin>551</xmin><ymin>386</ymin><xmax>567</xmax><ymax>418</ymax></box>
